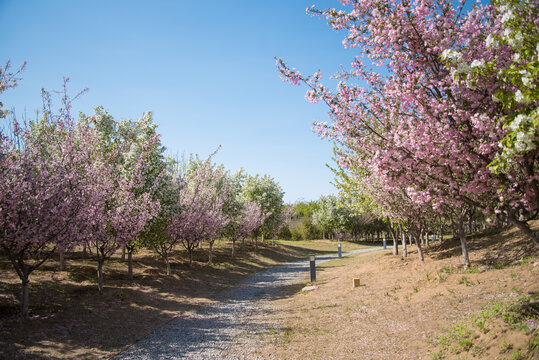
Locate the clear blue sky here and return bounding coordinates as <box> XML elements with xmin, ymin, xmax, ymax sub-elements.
<box><xmin>0</xmin><ymin>0</ymin><xmax>352</xmax><ymax>203</ymax></box>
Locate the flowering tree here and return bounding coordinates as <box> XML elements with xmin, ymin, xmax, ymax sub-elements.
<box><xmin>116</xmin><ymin>112</ymin><xmax>168</xmax><ymax>279</ymax></box>
<box><xmin>240</xmin><ymin>174</ymin><xmax>284</xmax><ymax>244</ymax></box>
<box><xmin>221</xmin><ymin>169</ymin><xmax>246</xmax><ymax>258</ymax></box>
<box><xmin>78</xmin><ymin>108</ymin><xmax>160</xmax><ymax>291</ymax></box>
<box><xmin>459</xmin><ymin>0</ymin><xmax>538</xmax><ymax>169</ymax></box>
<box><xmin>278</xmin><ymin>0</ymin><xmax>538</xmax><ymax>264</ymax></box>
<box><xmin>274</xmin><ymin>205</ymin><xmax>294</xmax><ymax>243</ymax></box>
<box><xmin>138</xmin><ymin>158</ymin><xmax>180</xmax><ymax>275</ymax></box>
<box><xmin>312</xmin><ymin>195</ymin><xmax>353</xmax><ymax>240</ymax></box>
<box><xmin>168</xmin><ymin>155</ymin><xmax>230</xmax><ymax>267</ymax></box>
<box><xmin>238</xmin><ymin>200</ymin><xmax>270</xmax><ymax>251</ymax></box>
<box><xmin>0</xmin><ymin>79</ymin><xmax>93</xmax><ymax>318</ymax></box>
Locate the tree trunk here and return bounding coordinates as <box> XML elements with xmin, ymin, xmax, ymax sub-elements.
<box><xmin>458</xmin><ymin>214</ymin><xmax>471</xmax><ymax>268</ymax></box>
<box><xmin>401</xmin><ymin>229</ymin><xmax>408</xmax><ymax>258</ymax></box>
<box><xmin>127</xmin><ymin>248</ymin><xmax>133</xmax><ymax>281</ymax></box>
<box><xmin>97</xmin><ymin>260</ymin><xmax>104</xmax><ymax>292</ymax></box>
<box><xmin>121</xmin><ymin>246</ymin><xmax>126</xmax><ymax>262</ymax></box>
<box><xmin>59</xmin><ymin>249</ymin><xmax>66</xmax><ymax>271</ymax></box>
<box><xmin>401</xmin><ymin>228</ymin><xmax>407</xmax><ymax>258</ymax></box>
<box><xmin>408</xmin><ymin>234</ymin><xmax>412</xmax><ymax>246</ymax></box>
<box><xmin>208</xmin><ymin>241</ymin><xmax>213</xmax><ymax>265</ymax></box>
<box><xmin>21</xmin><ymin>277</ymin><xmax>29</xmax><ymax>319</ymax></box>
<box><xmin>387</xmin><ymin>218</ymin><xmax>398</xmax><ymax>256</ymax></box>
<box><xmin>468</xmin><ymin>214</ymin><xmax>473</xmax><ymax>234</ymax></box>
<box><xmin>425</xmin><ymin>231</ymin><xmax>429</xmax><ymax>248</ymax></box>
<box><xmin>507</xmin><ymin>211</ymin><xmax>539</xmax><ymax>245</ymax></box>
<box><xmin>199</xmin><ymin>239</ymin><xmax>203</xmax><ymax>249</ymax></box>
<box><xmin>82</xmin><ymin>243</ymin><xmax>88</xmax><ymax>258</ymax></box>
<box><xmin>450</xmin><ymin>216</ymin><xmax>457</xmax><ymax>239</ymax></box>
<box><xmin>323</xmin><ymin>230</ymin><xmax>326</xmax><ymax>240</ymax></box>
<box><xmin>165</xmin><ymin>252</ymin><xmax>171</xmax><ymax>276</ymax></box>
<box><xmin>414</xmin><ymin>236</ymin><xmax>424</xmax><ymax>262</ymax></box>
<box><xmin>254</xmin><ymin>235</ymin><xmax>258</xmax><ymax>251</ymax></box>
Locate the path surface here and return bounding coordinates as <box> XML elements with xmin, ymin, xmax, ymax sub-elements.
<box><xmin>114</xmin><ymin>247</ymin><xmax>383</xmax><ymax>360</ymax></box>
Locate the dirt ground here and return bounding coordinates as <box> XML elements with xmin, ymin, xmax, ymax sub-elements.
<box><xmin>255</xmin><ymin>223</ymin><xmax>539</xmax><ymax>360</ymax></box>
<box><xmin>0</xmin><ymin>238</ymin><xmax>367</xmax><ymax>359</ymax></box>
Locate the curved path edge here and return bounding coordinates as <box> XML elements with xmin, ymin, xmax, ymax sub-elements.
<box><xmin>114</xmin><ymin>246</ymin><xmax>384</xmax><ymax>360</ymax></box>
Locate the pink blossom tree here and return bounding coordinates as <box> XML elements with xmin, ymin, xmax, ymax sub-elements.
<box><xmin>277</xmin><ymin>0</ymin><xmax>538</xmax><ymax>266</ymax></box>
<box><xmin>168</xmin><ymin>154</ymin><xmax>230</xmax><ymax>267</ymax></box>
<box><xmin>0</xmin><ymin>78</ymin><xmax>94</xmax><ymax>318</ymax></box>
<box><xmin>77</xmin><ymin>108</ymin><xmax>160</xmax><ymax>291</ymax></box>
<box><xmin>238</xmin><ymin>200</ymin><xmax>269</xmax><ymax>252</ymax></box>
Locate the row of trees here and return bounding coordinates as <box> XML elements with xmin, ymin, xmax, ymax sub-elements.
<box><xmin>278</xmin><ymin>0</ymin><xmax>538</xmax><ymax>265</ymax></box>
<box><xmin>0</xmin><ymin>68</ymin><xmax>287</xmax><ymax>319</ymax></box>
<box><xmin>285</xmin><ymin>195</ymin><xmax>384</xmax><ymax>241</ymax></box>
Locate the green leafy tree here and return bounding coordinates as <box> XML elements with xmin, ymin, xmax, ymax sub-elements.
<box><xmin>240</xmin><ymin>174</ymin><xmax>284</xmax><ymax>244</ymax></box>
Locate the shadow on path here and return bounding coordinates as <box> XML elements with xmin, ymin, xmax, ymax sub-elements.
<box><xmin>114</xmin><ymin>247</ymin><xmax>383</xmax><ymax>360</ymax></box>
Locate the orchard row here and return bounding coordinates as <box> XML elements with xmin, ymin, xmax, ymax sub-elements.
<box><xmin>278</xmin><ymin>0</ymin><xmax>538</xmax><ymax>264</ymax></box>
<box><xmin>0</xmin><ymin>73</ymin><xmax>288</xmax><ymax>319</ymax></box>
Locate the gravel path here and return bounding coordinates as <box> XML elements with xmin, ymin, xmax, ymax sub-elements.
<box><xmin>114</xmin><ymin>247</ymin><xmax>383</xmax><ymax>360</ymax></box>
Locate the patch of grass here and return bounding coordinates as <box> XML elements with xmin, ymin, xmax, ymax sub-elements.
<box><xmin>499</xmin><ymin>338</ymin><xmax>513</xmax><ymax>353</ymax></box>
<box><xmin>282</xmin><ymin>327</ymin><xmax>294</xmax><ymax>344</ymax></box>
<box><xmin>511</xmin><ymin>349</ymin><xmax>525</xmax><ymax>360</ymax></box>
<box><xmin>68</xmin><ymin>272</ymin><xmax>87</xmax><ymax>283</ymax></box>
<box><xmin>430</xmin><ymin>350</ymin><xmax>445</xmax><ymax>360</ymax></box>
<box><xmin>458</xmin><ymin>276</ymin><xmax>472</xmax><ymax>286</ymax></box>
<box><xmin>470</xmin><ymin>343</ymin><xmax>486</xmax><ymax>357</ymax></box>
<box><xmin>434</xmin><ymin>293</ymin><xmax>539</xmax><ymax>359</ymax></box>
<box><xmin>438</xmin><ymin>323</ymin><xmax>474</xmax><ymax>349</ymax></box>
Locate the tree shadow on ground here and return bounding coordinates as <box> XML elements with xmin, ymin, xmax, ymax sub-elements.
<box><xmin>425</xmin><ymin>222</ymin><xmax>538</xmax><ymax>269</ymax></box>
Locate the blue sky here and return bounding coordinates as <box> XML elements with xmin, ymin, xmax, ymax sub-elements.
<box><xmin>0</xmin><ymin>0</ymin><xmax>352</xmax><ymax>203</ymax></box>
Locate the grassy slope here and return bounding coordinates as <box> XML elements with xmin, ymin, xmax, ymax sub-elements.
<box><xmin>256</xmin><ymin>222</ymin><xmax>539</xmax><ymax>360</ymax></box>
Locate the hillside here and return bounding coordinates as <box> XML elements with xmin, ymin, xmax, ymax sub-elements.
<box><xmin>257</xmin><ymin>222</ymin><xmax>539</xmax><ymax>360</ymax></box>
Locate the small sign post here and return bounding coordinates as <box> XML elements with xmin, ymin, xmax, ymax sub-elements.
<box><xmin>338</xmin><ymin>243</ymin><xmax>342</xmax><ymax>258</ymax></box>
<box><xmin>383</xmin><ymin>235</ymin><xmax>387</xmax><ymax>249</ymax></box>
<box><xmin>310</xmin><ymin>254</ymin><xmax>316</xmax><ymax>282</ymax></box>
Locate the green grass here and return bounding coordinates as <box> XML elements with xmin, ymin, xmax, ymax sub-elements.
<box><xmin>434</xmin><ymin>293</ymin><xmax>539</xmax><ymax>359</ymax></box>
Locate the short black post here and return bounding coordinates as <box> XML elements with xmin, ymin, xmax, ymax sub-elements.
<box><xmin>338</xmin><ymin>243</ymin><xmax>342</xmax><ymax>258</ymax></box>
<box><xmin>310</xmin><ymin>254</ymin><xmax>316</xmax><ymax>282</ymax></box>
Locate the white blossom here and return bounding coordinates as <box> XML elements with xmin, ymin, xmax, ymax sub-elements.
<box><xmin>508</xmin><ymin>31</ymin><xmax>524</xmax><ymax>48</ymax></box>
<box><xmin>470</xmin><ymin>59</ymin><xmax>484</xmax><ymax>68</ymax></box>
<box><xmin>441</xmin><ymin>49</ymin><xmax>452</xmax><ymax>60</ymax></box>
<box><xmin>465</xmin><ymin>75</ymin><xmax>476</xmax><ymax>89</ymax></box>
<box><xmin>515</xmin><ymin>90</ymin><xmax>524</xmax><ymax>103</ymax></box>
<box><xmin>508</xmin><ymin>114</ymin><xmax>525</xmax><ymax>131</ymax></box>
<box><xmin>501</xmin><ymin>9</ymin><xmax>514</xmax><ymax>23</ymax></box>
<box><xmin>486</xmin><ymin>34</ymin><xmax>496</xmax><ymax>48</ymax></box>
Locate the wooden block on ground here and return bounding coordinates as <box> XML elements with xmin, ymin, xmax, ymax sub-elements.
<box><xmin>352</xmin><ymin>278</ymin><xmax>361</xmax><ymax>288</ymax></box>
